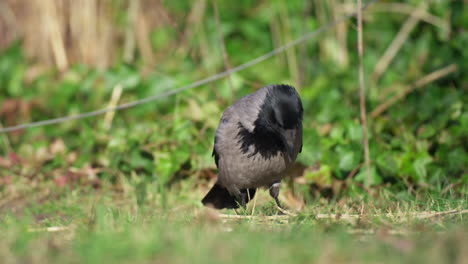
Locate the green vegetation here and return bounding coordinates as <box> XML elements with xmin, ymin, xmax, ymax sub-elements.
<box><xmin>0</xmin><ymin>0</ymin><xmax>466</xmax><ymax>263</ymax></box>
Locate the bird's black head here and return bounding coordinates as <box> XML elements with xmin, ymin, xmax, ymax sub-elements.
<box><xmin>237</xmin><ymin>84</ymin><xmax>303</xmax><ymax>160</ymax></box>
<box><xmin>260</xmin><ymin>84</ymin><xmax>303</xmax><ymax>130</ymax></box>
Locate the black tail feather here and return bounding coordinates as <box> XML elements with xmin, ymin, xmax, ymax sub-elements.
<box><xmin>202</xmin><ymin>184</ymin><xmax>238</xmax><ymax>209</ymax></box>
<box><xmin>202</xmin><ymin>184</ymin><xmax>256</xmax><ymax>209</ymax></box>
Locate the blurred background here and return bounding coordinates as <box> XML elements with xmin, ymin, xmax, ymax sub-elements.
<box><xmin>0</xmin><ymin>0</ymin><xmax>466</xmax><ymax>204</ymax></box>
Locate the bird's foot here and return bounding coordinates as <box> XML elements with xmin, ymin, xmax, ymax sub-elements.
<box><xmin>276</xmin><ymin>206</ymin><xmax>297</xmax><ymax>216</ymax></box>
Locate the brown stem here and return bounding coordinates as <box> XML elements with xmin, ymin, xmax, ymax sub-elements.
<box><xmin>357</xmin><ymin>0</ymin><xmax>372</xmax><ymax>188</ymax></box>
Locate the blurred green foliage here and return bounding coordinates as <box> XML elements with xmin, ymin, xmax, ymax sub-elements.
<box><xmin>0</xmin><ymin>0</ymin><xmax>466</xmax><ymax>200</ymax></box>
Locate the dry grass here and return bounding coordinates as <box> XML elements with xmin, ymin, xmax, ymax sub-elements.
<box><xmin>0</xmin><ymin>0</ymin><xmax>174</xmax><ymax>70</ymax></box>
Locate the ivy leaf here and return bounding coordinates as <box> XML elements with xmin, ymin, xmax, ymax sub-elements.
<box><xmin>413</xmin><ymin>155</ymin><xmax>433</xmax><ymax>182</ymax></box>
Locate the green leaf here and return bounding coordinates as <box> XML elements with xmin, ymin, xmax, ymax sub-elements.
<box><xmin>338</xmin><ymin>152</ymin><xmax>355</xmax><ymax>171</ymax></box>
<box><xmin>412</xmin><ymin>155</ymin><xmax>433</xmax><ymax>182</ymax></box>
<box><xmin>304</xmin><ymin>165</ymin><xmax>332</xmax><ymax>187</ymax></box>
<box><xmin>355</xmin><ymin>166</ymin><xmax>382</xmax><ymax>186</ymax></box>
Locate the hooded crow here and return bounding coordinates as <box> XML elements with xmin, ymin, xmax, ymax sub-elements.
<box><xmin>202</xmin><ymin>84</ymin><xmax>303</xmax><ymax>209</ymax></box>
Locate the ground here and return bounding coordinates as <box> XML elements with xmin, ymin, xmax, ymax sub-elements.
<box><xmin>1</xmin><ymin>178</ymin><xmax>466</xmax><ymax>264</ymax></box>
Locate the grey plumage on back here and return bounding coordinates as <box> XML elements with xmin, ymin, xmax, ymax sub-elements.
<box><xmin>202</xmin><ymin>84</ymin><xmax>303</xmax><ymax>209</ymax></box>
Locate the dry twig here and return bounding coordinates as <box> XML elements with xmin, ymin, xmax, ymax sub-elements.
<box><xmin>219</xmin><ymin>209</ymin><xmax>468</xmax><ymax>221</ymax></box>
<box><xmin>371</xmin><ymin>64</ymin><xmax>458</xmax><ymax>118</ymax></box>
<box><xmin>104</xmin><ymin>84</ymin><xmax>123</xmax><ymax>129</ymax></box>
<box><xmin>219</xmin><ymin>214</ymin><xmax>290</xmax><ymax>220</ymax></box>
<box><xmin>28</xmin><ymin>226</ymin><xmax>73</xmax><ymax>233</ymax></box>
<box><xmin>356</xmin><ymin>0</ymin><xmax>372</xmax><ymax>186</ymax></box>
<box><xmin>277</xmin><ymin>206</ymin><xmax>297</xmax><ymax>217</ymax></box>
<box><xmin>372</xmin><ymin>2</ymin><xmax>426</xmax><ymax>83</ymax></box>
<box><xmin>212</xmin><ymin>0</ymin><xmax>235</xmax><ymax>99</ymax></box>
<box><xmin>340</xmin><ymin>3</ymin><xmax>448</xmax><ymax>31</ymax></box>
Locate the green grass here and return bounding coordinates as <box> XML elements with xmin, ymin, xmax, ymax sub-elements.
<box><xmin>1</xmin><ymin>180</ymin><xmax>466</xmax><ymax>264</ymax></box>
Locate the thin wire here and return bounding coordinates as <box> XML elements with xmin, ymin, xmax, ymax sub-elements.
<box><xmin>0</xmin><ymin>0</ymin><xmax>379</xmax><ymax>134</ymax></box>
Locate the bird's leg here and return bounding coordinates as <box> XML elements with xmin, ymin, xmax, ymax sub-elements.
<box><xmin>233</xmin><ymin>193</ymin><xmax>248</xmax><ymax>214</ymax></box>
<box><xmin>226</xmin><ymin>186</ymin><xmax>246</xmax><ymax>210</ymax></box>
<box><xmin>269</xmin><ymin>182</ymin><xmax>283</xmax><ymax>209</ymax></box>
<box><xmin>232</xmin><ymin>190</ymin><xmax>247</xmax><ymax>210</ymax></box>
<box><xmin>269</xmin><ymin>182</ymin><xmax>296</xmax><ymax>216</ymax></box>
<box><xmin>238</xmin><ymin>193</ymin><xmax>248</xmax><ymax>208</ymax></box>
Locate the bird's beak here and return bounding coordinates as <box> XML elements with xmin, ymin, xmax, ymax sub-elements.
<box><xmin>278</xmin><ymin>132</ymin><xmax>295</xmax><ymax>163</ymax></box>
<box><xmin>271</xmin><ymin>125</ymin><xmax>295</xmax><ymax>163</ymax></box>
<box><xmin>285</xmin><ymin>142</ymin><xmax>295</xmax><ymax>163</ymax></box>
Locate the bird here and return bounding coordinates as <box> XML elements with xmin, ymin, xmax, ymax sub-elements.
<box><xmin>201</xmin><ymin>84</ymin><xmax>303</xmax><ymax>210</ymax></box>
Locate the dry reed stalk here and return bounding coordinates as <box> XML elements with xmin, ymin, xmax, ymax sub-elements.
<box><xmin>179</xmin><ymin>0</ymin><xmax>227</xmax><ymax>103</ymax></box>
<box><xmin>136</xmin><ymin>1</ymin><xmax>155</xmax><ymax>67</ymax></box>
<box><xmin>314</xmin><ymin>0</ymin><xmax>329</xmax><ymax>62</ymax></box>
<box><xmin>7</xmin><ymin>0</ymin><xmax>116</xmax><ymax>69</ymax></box>
<box><xmin>2</xmin><ymin>0</ymin><xmax>173</xmax><ymax>70</ymax></box>
<box><xmin>331</xmin><ymin>0</ymin><xmax>349</xmax><ymax>67</ymax></box>
<box><xmin>297</xmin><ymin>0</ymin><xmax>313</xmax><ymax>86</ymax></box>
<box><xmin>0</xmin><ymin>0</ymin><xmax>18</xmax><ymax>50</ymax></box>
<box><xmin>279</xmin><ymin>0</ymin><xmax>300</xmax><ymax>86</ymax></box>
<box><xmin>178</xmin><ymin>0</ymin><xmax>207</xmax><ymax>56</ymax></box>
<box><xmin>124</xmin><ymin>0</ymin><xmax>139</xmax><ymax>63</ymax></box>
<box><xmin>269</xmin><ymin>15</ymin><xmax>284</xmax><ymax>67</ymax></box>
<box><xmin>41</xmin><ymin>0</ymin><xmax>68</xmax><ymax>71</ymax></box>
